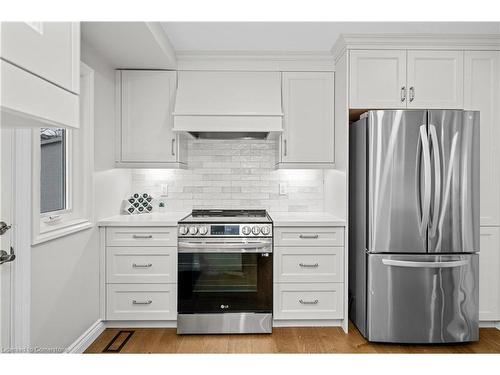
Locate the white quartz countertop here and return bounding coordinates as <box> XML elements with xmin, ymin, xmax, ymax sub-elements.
<box><xmin>269</xmin><ymin>212</ymin><xmax>346</xmax><ymax>227</ymax></box>
<box><xmin>97</xmin><ymin>212</ymin><xmax>190</xmax><ymax>227</ymax></box>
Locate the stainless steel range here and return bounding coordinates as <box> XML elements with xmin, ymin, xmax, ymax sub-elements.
<box><xmin>177</xmin><ymin>209</ymin><xmax>273</xmax><ymax>334</ymax></box>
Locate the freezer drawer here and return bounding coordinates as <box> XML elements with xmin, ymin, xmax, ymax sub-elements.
<box><xmin>367</xmin><ymin>253</ymin><xmax>478</xmax><ymax>343</ymax></box>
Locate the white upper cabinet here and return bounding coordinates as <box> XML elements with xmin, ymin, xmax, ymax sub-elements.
<box><xmin>0</xmin><ymin>22</ymin><xmax>80</xmax><ymax>129</ymax></box>
<box><xmin>349</xmin><ymin>50</ymin><xmax>407</xmax><ymax>109</ymax></box>
<box><xmin>407</xmin><ymin>50</ymin><xmax>464</xmax><ymax>109</ymax></box>
<box><xmin>349</xmin><ymin>49</ymin><xmax>464</xmax><ymax>110</ymax></box>
<box><xmin>279</xmin><ymin>72</ymin><xmax>335</xmax><ymax>168</ymax></box>
<box><xmin>1</xmin><ymin>22</ymin><xmax>80</xmax><ymax>94</ymax></box>
<box><xmin>464</xmin><ymin>51</ymin><xmax>500</xmax><ymax>226</ymax></box>
<box><xmin>117</xmin><ymin>70</ymin><xmax>186</xmax><ymax>168</ymax></box>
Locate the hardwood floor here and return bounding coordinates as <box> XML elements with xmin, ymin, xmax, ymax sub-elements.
<box><xmin>84</xmin><ymin>323</ymin><xmax>500</xmax><ymax>354</ymax></box>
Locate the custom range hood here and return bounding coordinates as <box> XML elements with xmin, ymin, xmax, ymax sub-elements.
<box><xmin>173</xmin><ymin>71</ymin><xmax>283</xmax><ymax>140</ymax></box>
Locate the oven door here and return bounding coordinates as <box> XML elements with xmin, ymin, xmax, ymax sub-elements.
<box><xmin>178</xmin><ymin>238</ymin><xmax>273</xmax><ymax>314</ymax></box>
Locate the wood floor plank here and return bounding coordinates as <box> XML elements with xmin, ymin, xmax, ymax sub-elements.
<box><xmin>84</xmin><ymin>324</ymin><xmax>500</xmax><ymax>354</ymax></box>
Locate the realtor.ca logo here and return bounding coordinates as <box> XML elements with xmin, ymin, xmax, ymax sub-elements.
<box><xmin>2</xmin><ymin>347</ymin><xmax>65</xmax><ymax>353</ymax></box>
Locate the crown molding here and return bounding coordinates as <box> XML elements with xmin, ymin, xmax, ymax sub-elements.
<box><xmin>332</xmin><ymin>33</ymin><xmax>500</xmax><ymax>61</ymax></box>
<box><xmin>176</xmin><ymin>50</ymin><xmax>335</xmax><ymax>71</ymax></box>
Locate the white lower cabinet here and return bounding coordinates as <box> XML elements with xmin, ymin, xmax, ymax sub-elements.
<box><xmin>107</xmin><ymin>284</ymin><xmax>177</xmax><ymax>320</ymax></box>
<box><xmin>104</xmin><ymin>226</ymin><xmax>177</xmax><ymax>321</ymax></box>
<box><xmin>273</xmin><ymin>226</ymin><xmax>345</xmax><ymax>323</ymax></box>
<box><xmin>274</xmin><ymin>283</ymin><xmax>343</xmax><ymax>320</ymax></box>
<box><xmin>479</xmin><ymin>227</ymin><xmax>500</xmax><ymax>321</ymax></box>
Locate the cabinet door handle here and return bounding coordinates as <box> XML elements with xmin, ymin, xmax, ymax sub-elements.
<box><xmin>132</xmin><ymin>235</ymin><xmax>153</xmax><ymax>239</ymax></box>
<box><xmin>299</xmin><ymin>299</ymin><xmax>319</xmax><ymax>305</ymax></box>
<box><xmin>299</xmin><ymin>262</ymin><xmax>319</xmax><ymax>268</ymax></box>
<box><xmin>283</xmin><ymin>139</ymin><xmax>287</xmax><ymax>157</ymax></box>
<box><xmin>132</xmin><ymin>300</ymin><xmax>152</xmax><ymax>305</ymax></box>
<box><xmin>132</xmin><ymin>263</ymin><xmax>152</xmax><ymax>268</ymax></box>
<box><xmin>299</xmin><ymin>234</ymin><xmax>319</xmax><ymax>239</ymax></box>
<box><xmin>409</xmin><ymin>87</ymin><xmax>415</xmax><ymax>102</ymax></box>
<box><xmin>400</xmin><ymin>86</ymin><xmax>406</xmax><ymax>102</ymax></box>
<box><xmin>171</xmin><ymin>138</ymin><xmax>176</xmax><ymax>156</ymax></box>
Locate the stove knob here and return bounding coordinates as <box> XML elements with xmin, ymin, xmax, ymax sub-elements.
<box><xmin>242</xmin><ymin>226</ymin><xmax>251</xmax><ymax>235</ymax></box>
<box><xmin>199</xmin><ymin>226</ymin><xmax>208</xmax><ymax>235</ymax></box>
<box><xmin>189</xmin><ymin>226</ymin><xmax>198</xmax><ymax>235</ymax></box>
<box><xmin>252</xmin><ymin>226</ymin><xmax>261</xmax><ymax>235</ymax></box>
<box><xmin>261</xmin><ymin>225</ymin><xmax>271</xmax><ymax>235</ymax></box>
<box><xmin>179</xmin><ymin>226</ymin><xmax>188</xmax><ymax>235</ymax></box>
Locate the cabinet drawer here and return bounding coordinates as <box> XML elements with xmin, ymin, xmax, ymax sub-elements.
<box><xmin>274</xmin><ymin>227</ymin><xmax>344</xmax><ymax>247</ymax></box>
<box><xmin>275</xmin><ymin>247</ymin><xmax>343</xmax><ymax>283</ymax></box>
<box><xmin>274</xmin><ymin>283</ymin><xmax>344</xmax><ymax>320</ymax></box>
<box><xmin>106</xmin><ymin>247</ymin><xmax>176</xmax><ymax>284</ymax></box>
<box><xmin>106</xmin><ymin>227</ymin><xmax>177</xmax><ymax>247</ymax></box>
<box><xmin>106</xmin><ymin>284</ymin><xmax>176</xmax><ymax>320</ymax></box>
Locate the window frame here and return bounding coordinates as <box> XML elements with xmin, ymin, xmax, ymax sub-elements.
<box><xmin>32</xmin><ymin>62</ymin><xmax>94</xmax><ymax>245</ymax></box>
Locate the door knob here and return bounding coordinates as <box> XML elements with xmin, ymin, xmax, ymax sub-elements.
<box><xmin>0</xmin><ymin>221</ymin><xmax>12</xmax><ymax>235</ymax></box>
<box><xmin>0</xmin><ymin>247</ymin><xmax>15</xmax><ymax>265</ymax></box>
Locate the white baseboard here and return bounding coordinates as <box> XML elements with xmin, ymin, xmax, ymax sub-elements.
<box><xmin>479</xmin><ymin>320</ymin><xmax>500</xmax><ymax>330</ymax></box>
<box><xmin>65</xmin><ymin>319</ymin><xmax>106</xmax><ymax>354</ymax></box>
<box><xmin>105</xmin><ymin>320</ymin><xmax>177</xmax><ymax>328</ymax></box>
<box><xmin>273</xmin><ymin>319</ymin><xmax>343</xmax><ymax>328</ymax></box>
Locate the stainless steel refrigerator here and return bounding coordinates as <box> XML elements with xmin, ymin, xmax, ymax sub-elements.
<box><xmin>349</xmin><ymin>110</ymin><xmax>480</xmax><ymax>343</ymax></box>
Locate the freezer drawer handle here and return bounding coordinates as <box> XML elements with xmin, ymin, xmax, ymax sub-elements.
<box><xmin>132</xmin><ymin>235</ymin><xmax>153</xmax><ymax>239</ymax></box>
<box><xmin>299</xmin><ymin>262</ymin><xmax>319</xmax><ymax>268</ymax></box>
<box><xmin>382</xmin><ymin>259</ymin><xmax>469</xmax><ymax>268</ymax></box>
<box><xmin>132</xmin><ymin>300</ymin><xmax>152</xmax><ymax>305</ymax></box>
<box><xmin>299</xmin><ymin>234</ymin><xmax>319</xmax><ymax>239</ymax></box>
<box><xmin>299</xmin><ymin>299</ymin><xmax>319</xmax><ymax>305</ymax></box>
<box><xmin>132</xmin><ymin>263</ymin><xmax>153</xmax><ymax>268</ymax></box>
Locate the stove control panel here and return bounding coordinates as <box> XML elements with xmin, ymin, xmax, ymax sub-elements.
<box><xmin>178</xmin><ymin>223</ymin><xmax>272</xmax><ymax>237</ymax></box>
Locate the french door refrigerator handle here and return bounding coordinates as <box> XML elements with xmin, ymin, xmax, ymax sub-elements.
<box><xmin>418</xmin><ymin>125</ymin><xmax>432</xmax><ymax>236</ymax></box>
<box><xmin>429</xmin><ymin>124</ymin><xmax>442</xmax><ymax>237</ymax></box>
<box><xmin>382</xmin><ymin>259</ymin><xmax>469</xmax><ymax>268</ymax></box>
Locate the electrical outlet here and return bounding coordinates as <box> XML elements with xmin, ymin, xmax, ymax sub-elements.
<box><xmin>160</xmin><ymin>184</ymin><xmax>168</xmax><ymax>196</ymax></box>
<box><xmin>279</xmin><ymin>183</ymin><xmax>288</xmax><ymax>195</ymax></box>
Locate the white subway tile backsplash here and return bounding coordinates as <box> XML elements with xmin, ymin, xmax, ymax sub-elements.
<box><xmin>131</xmin><ymin>139</ymin><xmax>325</xmax><ymax>212</ymax></box>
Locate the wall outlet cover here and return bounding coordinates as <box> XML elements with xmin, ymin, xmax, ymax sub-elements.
<box><xmin>279</xmin><ymin>183</ymin><xmax>288</xmax><ymax>195</ymax></box>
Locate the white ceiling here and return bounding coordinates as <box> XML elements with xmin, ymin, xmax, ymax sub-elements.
<box><xmin>161</xmin><ymin>22</ymin><xmax>500</xmax><ymax>52</ymax></box>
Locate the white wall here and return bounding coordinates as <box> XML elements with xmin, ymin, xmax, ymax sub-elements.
<box><xmin>30</xmin><ymin>41</ymin><xmax>130</xmax><ymax>350</ymax></box>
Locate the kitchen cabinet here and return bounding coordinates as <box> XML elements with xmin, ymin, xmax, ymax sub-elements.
<box><xmin>479</xmin><ymin>227</ymin><xmax>500</xmax><ymax>321</ymax></box>
<box><xmin>349</xmin><ymin>49</ymin><xmax>464</xmax><ymax>109</ymax></box>
<box><xmin>1</xmin><ymin>22</ymin><xmax>80</xmax><ymax>94</ymax></box>
<box><xmin>116</xmin><ymin>70</ymin><xmax>187</xmax><ymax>168</ymax></box>
<box><xmin>103</xmin><ymin>226</ymin><xmax>178</xmax><ymax>321</ymax></box>
<box><xmin>349</xmin><ymin>50</ymin><xmax>407</xmax><ymax>109</ymax></box>
<box><xmin>407</xmin><ymin>50</ymin><xmax>464</xmax><ymax>109</ymax></box>
<box><xmin>464</xmin><ymin>50</ymin><xmax>500</xmax><ymax>226</ymax></box>
<box><xmin>0</xmin><ymin>22</ymin><xmax>80</xmax><ymax>128</ymax></box>
<box><xmin>273</xmin><ymin>225</ymin><xmax>345</xmax><ymax>324</ymax></box>
<box><xmin>277</xmin><ymin>72</ymin><xmax>335</xmax><ymax>168</ymax></box>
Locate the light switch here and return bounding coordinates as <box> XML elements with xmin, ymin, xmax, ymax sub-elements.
<box><xmin>160</xmin><ymin>184</ymin><xmax>168</xmax><ymax>196</ymax></box>
<box><xmin>279</xmin><ymin>183</ymin><xmax>288</xmax><ymax>195</ymax></box>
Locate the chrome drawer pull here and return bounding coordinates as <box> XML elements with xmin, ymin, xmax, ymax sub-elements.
<box><xmin>299</xmin><ymin>234</ymin><xmax>319</xmax><ymax>239</ymax></box>
<box><xmin>132</xmin><ymin>263</ymin><xmax>152</xmax><ymax>268</ymax></box>
<box><xmin>299</xmin><ymin>299</ymin><xmax>319</xmax><ymax>305</ymax></box>
<box><xmin>132</xmin><ymin>300</ymin><xmax>152</xmax><ymax>305</ymax></box>
<box><xmin>132</xmin><ymin>235</ymin><xmax>153</xmax><ymax>239</ymax></box>
<box><xmin>299</xmin><ymin>262</ymin><xmax>319</xmax><ymax>268</ymax></box>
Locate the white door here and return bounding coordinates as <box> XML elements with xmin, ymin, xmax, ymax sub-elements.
<box><xmin>479</xmin><ymin>227</ymin><xmax>500</xmax><ymax>321</ymax></box>
<box><xmin>407</xmin><ymin>50</ymin><xmax>464</xmax><ymax>109</ymax></box>
<box><xmin>281</xmin><ymin>72</ymin><xmax>335</xmax><ymax>164</ymax></box>
<box><xmin>464</xmin><ymin>50</ymin><xmax>500</xmax><ymax>226</ymax></box>
<box><xmin>0</xmin><ymin>129</ymin><xmax>14</xmax><ymax>350</ymax></box>
<box><xmin>349</xmin><ymin>50</ymin><xmax>407</xmax><ymax>109</ymax></box>
<box><xmin>0</xmin><ymin>22</ymin><xmax>80</xmax><ymax>94</ymax></box>
<box><xmin>120</xmin><ymin>70</ymin><xmax>178</xmax><ymax>163</ymax></box>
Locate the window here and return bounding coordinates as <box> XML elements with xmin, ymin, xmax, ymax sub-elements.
<box><xmin>40</xmin><ymin>128</ymin><xmax>68</xmax><ymax>214</ymax></box>
<box><xmin>32</xmin><ymin>63</ymin><xmax>94</xmax><ymax>244</ymax></box>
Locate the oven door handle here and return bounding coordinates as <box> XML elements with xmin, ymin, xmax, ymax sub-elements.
<box><xmin>178</xmin><ymin>241</ymin><xmax>272</xmax><ymax>253</ymax></box>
